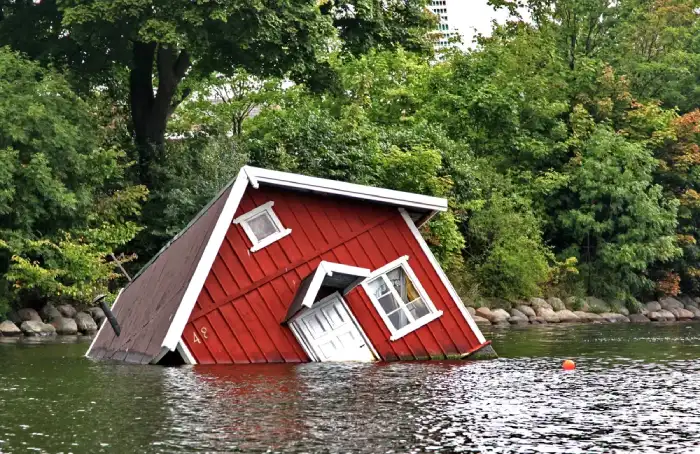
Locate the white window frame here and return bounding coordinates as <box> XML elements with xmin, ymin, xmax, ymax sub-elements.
<box><xmin>232</xmin><ymin>201</ymin><xmax>292</xmax><ymax>252</ymax></box>
<box><xmin>361</xmin><ymin>256</ymin><xmax>443</xmax><ymax>341</ymax></box>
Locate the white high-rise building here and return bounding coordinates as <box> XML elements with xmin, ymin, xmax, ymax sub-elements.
<box><xmin>428</xmin><ymin>0</ymin><xmax>460</xmax><ymax>50</ymax></box>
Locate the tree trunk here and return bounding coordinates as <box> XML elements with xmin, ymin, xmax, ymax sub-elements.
<box><xmin>129</xmin><ymin>41</ymin><xmax>190</xmax><ymax>187</ymax></box>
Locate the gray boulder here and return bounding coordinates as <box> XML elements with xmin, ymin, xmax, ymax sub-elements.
<box><xmin>530</xmin><ymin>298</ymin><xmax>552</xmax><ymax>311</ymax></box>
<box><xmin>75</xmin><ymin>312</ymin><xmax>98</xmax><ymax>334</ymax></box>
<box><xmin>487</xmin><ymin>308</ymin><xmax>511</xmax><ymax>323</ymax></box>
<box><xmin>475</xmin><ymin>307</ymin><xmax>492</xmax><ymax>319</ymax></box>
<box><xmin>556</xmin><ymin>310</ymin><xmax>580</xmax><ymax>323</ymax></box>
<box><xmin>685</xmin><ymin>306</ymin><xmax>700</xmax><ymax>319</ymax></box>
<box><xmin>7</xmin><ymin>311</ymin><xmax>23</xmax><ymax>325</ymax></box>
<box><xmin>629</xmin><ymin>314</ymin><xmax>650</xmax><ymax>323</ymax></box>
<box><xmin>20</xmin><ymin>321</ymin><xmax>56</xmax><ymax>337</ymax></box>
<box><xmin>585</xmin><ymin>297</ymin><xmax>610</xmax><ymax>313</ymax></box>
<box><xmin>87</xmin><ymin>307</ymin><xmax>106</xmax><ymax>325</ymax></box>
<box><xmin>679</xmin><ymin>295</ymin><xmax>695</xmax><ymax>307</ymax></box>
<box><xmin>659</xmin><ymin>297</ymin><xmax>684</xmax><ymax>311</ymax></box>
<box><xmin>529</xmin><ymin>316</ymin><xmax>547</xmax><ymax>324</ymax></box>
<box><xmin>509</xmin><ymin>316</ymin><xmax>529</xmax><ymax>325</ymax></box>
<box><xmin>510</xmin><ymin>308</ymin><xmax>527</xmax><ymax>318</ymax></box>
<box><xmin>516</xmin><ymin>305</ymin><xmax>536</xmax><ymax>318</ymax></box>
<box><xmin>536</xmin><ymin>307</ymin><xmax>560</xmax><ymax>323</ymax></box>
<box><xmin>649</xmin><ymin>309</ymin><xmax>675</xmax><ymax>321</ymax></box>
<box><xmin>17</xmin><ymin>308</ymin><xmax>42</xmax><ymax>322</ymax></box>
<box><xmin>51</xmin><ymin>317</ymin><xmax>78</xmax><ymax>335</ymax></box>
<box><xmin>0</xmin><ymin>320</ymin><xmax>21</xmax><ymax>336</ymax></box>
<box><xmin>646</xmin><ymin>301</ymin><xmax>662</xmax><ymax>312</ymax></box>
<box><xmin>615</xmin><ymin>305</ymin><xmax>630</xmax><ymax>316</ymax></box>
<box><xmin>658</xmin><ymin>309</ymin><xmax>676</xmax><ymax>321</ymax></box>
<box><xmin>573</xmin><ymin>311</ymin><xmax>593</xmax><ymax>322</ymax></box>
<box><xmin>669</xmin><ymin>307</ymin><xmax>694</xmax><ymax>320</ymax></box>
<box><xmin>508</xmin><ymin>310</ymin><xmax>529</xmax><ymax>324</ymax></box>
<box><xmin>57</xmin><ymin>304</ymin><xmax>77</xmax><ymax>319</ymax></box>
<box><xmin>467</xmin><ymin>307</ymin><xmax>476</xmax><ymax>316</ymax></box>
<box><xmin>599</xmin><ymin>312</ymin><xmax>630</xmax><ymax>323</ymax></box>
<box><xmin>493</xmin><ymin>321</ymin><xmax>511</xmax><ymax>328</ymax></box>
<box><xmin>473</xmin><ymin>316</ymin><xmax>491</xmax><ymax>327</ymax></box>
<box><xmin>40</xmin><ymin>303</ymin><xmax>62</xmax><ymax>322</ymax></box>
<box><xmin>547</xmin><ymin>297</ymin><xmax>566</xmax><ymax>311</ymax></box>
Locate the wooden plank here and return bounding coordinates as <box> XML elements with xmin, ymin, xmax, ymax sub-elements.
<box><xmin>218</xmin><ymin>302</ymin><xmax>266</xmax><ymax>363</ymax></box>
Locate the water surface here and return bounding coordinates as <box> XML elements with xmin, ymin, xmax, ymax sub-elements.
<box><xmin>2</xmin><ymin>323</ymin><xmax>700</xmax><ymax>453</ymax></box>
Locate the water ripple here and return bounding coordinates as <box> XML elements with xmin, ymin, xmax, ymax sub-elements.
<box><xmin>2</xmin><ymin>324</ymin><xmax>700</xmax><ymax>452</ymax></box>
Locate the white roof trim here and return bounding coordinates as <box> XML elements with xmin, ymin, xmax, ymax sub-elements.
<box><xmin>245</xmin><ymin>166</ymin><xmax>448</xmax><ymax>213</ymax></box>
<box><xmin>398</xmin><ymin>208</ymin><xmax>486</xmax><ymax>345</ymax></box>
<box><xmin>301</xmin><ymin>261</ymin><xmax>370</xmax><ymax>309</ymax></box>
<box><xmin>159</xmin><ymin>166</ymin><xmax>447</xmax><ymax>355</ymax></box>
<box><xmin>160</xmin><ymin>167</ymin><xmax>250</xmax><ymax>351</ymax></box>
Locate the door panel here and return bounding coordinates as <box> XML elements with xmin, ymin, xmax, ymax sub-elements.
<box><xmin>291</xmin><ymin>295</ymin><xmax>375</xmax><ymax>362</ymax></box>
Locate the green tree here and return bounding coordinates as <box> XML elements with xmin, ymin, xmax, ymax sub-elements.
<box><xmin>0</xmin><ymin>47</ymin><xmax>144</xmax><ymax>314</ymax></box>
<box><xmin>0</xmin><ymin>0</ymin><xmax>435</xmax><ymax>186</ymax></box>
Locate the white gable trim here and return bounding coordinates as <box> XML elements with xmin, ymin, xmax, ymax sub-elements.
<box><xmin>177</xmin><ymin>339</ymin><xmax>197</xmax><ymax>365</ymax></box>
<box><xmin>158</xmin><ymin>166</ymin><xmax>450</xmax><ymax>356</ymax></box>
<box><xmin>85</xmin><ymin>288</ymin><xmax>124</xmax><ymax>358</ymax></box>
<box><xmin>161</xmin><ymin>167</ymin><xmax>250</xmax><ymax>351</ymax></box>
<box><xmin>246</xmin><ymin>166</ymin><xmax>448</xmax><ymax>214</ymax></box>
<box><xmin>398</xmin><ymin>208</ymin><xmax>486</xmax><ymax>344</ymax></box>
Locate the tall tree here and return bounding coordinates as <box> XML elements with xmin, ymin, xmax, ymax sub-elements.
<box><xmin>0</xmin><ymin>0</ymin><xmax>435</xmax><ymax>186</ymax></box>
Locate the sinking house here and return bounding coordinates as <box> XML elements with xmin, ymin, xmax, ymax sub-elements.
<box><xmin>86</xmin><ymin>167</ymin><xmax>495</xmax><ymax>364</ymax></box>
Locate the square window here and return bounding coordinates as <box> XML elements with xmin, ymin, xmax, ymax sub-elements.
<box><xmin>362</xmin><ymin>256</ymin><xmax>443</xmax><ymax>341</ymax></box>
<box><xmin>247</xmin><ymin>211</ymin><xmax>279</xmax><ymax>242</ymax></box>
<box><xmin>233</xmin><ymin>201</ymin><xmax>292</xmax><ymax>252</ymax></box>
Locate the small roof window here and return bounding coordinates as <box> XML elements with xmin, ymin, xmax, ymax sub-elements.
<box><xmin>233</xmin><ymin>201</ymin><xmax>291</xmax><ymax>252</ymax></box>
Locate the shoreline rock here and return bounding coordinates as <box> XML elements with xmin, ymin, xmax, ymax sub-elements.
<box><xmin>469</xmin><ymin>295</ymin><xmax>700</xmax><ymax>329</ymax></box>
<box><xmin>0</xmin><ymin>320</ymin><xmax>22</xmax><ymax>336</ymax></box>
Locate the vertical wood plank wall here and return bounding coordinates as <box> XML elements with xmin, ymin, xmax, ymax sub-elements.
<box><xmin>183</xmin><ymin>186</ymin><xmax>481</xmax><ymax>364</ymax></box>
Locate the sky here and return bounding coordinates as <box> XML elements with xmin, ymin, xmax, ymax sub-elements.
<box><xmin>450</xmin><ymin>0</ymin><xmax>515</xmax><ymax>48</ymax></box>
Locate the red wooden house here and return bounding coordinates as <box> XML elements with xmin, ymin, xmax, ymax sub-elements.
<box><xmin>86</xmin><ymin>167</ymin><xmax>495</xmax><ymax>365</ymax></box>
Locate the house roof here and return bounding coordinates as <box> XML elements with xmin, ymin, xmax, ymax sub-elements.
<box><xmin>86</xmin><ymin>166</ymin><xmax>449</xmax><ymax>364</ymax></box>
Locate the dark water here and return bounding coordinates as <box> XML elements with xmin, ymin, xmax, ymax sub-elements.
<box><xmin>2</xmin><ymin>324</ymin><xmax>700</xmax><ymax>453</ymax></box>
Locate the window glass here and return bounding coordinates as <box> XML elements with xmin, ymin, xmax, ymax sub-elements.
<box><xmin>365</xmin><ymin>260</ymin><xmax>440</xmax><ymax>338</ymax></box>
<box><xmin>247</xmin><ymin>211</ymin><xmax>279</xmax><ymax>241</ymax></box>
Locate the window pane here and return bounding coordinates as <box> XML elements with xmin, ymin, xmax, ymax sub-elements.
<box><xmin>386</xmin><ymin>267</ymin><xmax>421</xmax><ymax>304</ymax></box>
<box><xmin>406</xmin><ymin>298</ymin><xmax>431</xmax><ymax>320</ymax></box>
<box><xmin>388</xmin><ymin>309</ymin><xmax>411</xmax><ymax>330</ymax></box>
<box><xmin>247</xmin><ymin>211</ymin><xmax>279</xmax><ymax>241</ymax></box>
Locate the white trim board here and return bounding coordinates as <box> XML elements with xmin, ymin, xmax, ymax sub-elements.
<box><xmin>245</xmin><ymin>166</ymin><xmax>448</xmax><ymax>216</ymax></box>
<box><xmin>161</xmin><ymin>167</ymin><xmax>250</xmax><ymax>351</ymax></box>
<box><xmin>177</xmin><ymin>339</ymin><xmax>197</xmax><ymax>365</ymax></box>
<box><xmin>398</xmin><ymin>208</ymin><xmax>486</xmax><ymax>344</ymax></box>
<box><xmin>361</xmin><ymin>255</ymin><xmax>443</xmax><ymax>342</ymax></box>
<box><xmin>85</xmin><ymin>288</ymin><xmax>124</xmax><ymax>358</ymax></box>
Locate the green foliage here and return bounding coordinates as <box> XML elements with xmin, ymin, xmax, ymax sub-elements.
<box><xmin>0</xmin><ymin>47</ymin><xmax>144</xmax><ymax>315</ymax></box>
<box><xmin>467</xmin><ymin>193</ymin><xmax>552</xmax><ymax>299</ymax></box>
<box><xmin>557</xmin><ymin>125</ymin><xmax>681</xmax><ymax>298</ymax></box>
<box><xmin>3</xmin><ymin>0</ymin><xmax>700</xmax><ymax>313</ymax></box>
<box><xmin>134</xmin><ymin>136</ymin><xmax>248</xmax><ymax>258</ymax></box>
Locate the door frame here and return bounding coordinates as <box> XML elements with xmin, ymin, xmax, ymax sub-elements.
<box><xmin>288</xmin><ymin>292</ymin><xmax>379</xmax><ymax>362</ymax></box>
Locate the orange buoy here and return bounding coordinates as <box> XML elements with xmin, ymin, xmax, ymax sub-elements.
<box><xmin>562</xmin><ymin>359</ymin><xmax>576</xmax><ymax>371</ymax></box>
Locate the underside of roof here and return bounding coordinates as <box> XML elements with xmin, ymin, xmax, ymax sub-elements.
<box><xmin>283</xmin><ymin>262</ymin><xmax>370</xmax><ymax>323</ymax></box>
<box><xmin>86</xmin><ymin>166</ymin><xmax>448</xmax><ymax>364</ymax></box>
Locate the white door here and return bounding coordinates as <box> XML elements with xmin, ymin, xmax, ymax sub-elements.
<box><xmin>290</xmin><ymin>294</ymin><xmax>375</xmax><ymax>362</ymax></box>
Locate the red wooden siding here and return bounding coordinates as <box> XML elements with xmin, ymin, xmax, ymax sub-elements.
<box><xmin>183</xmin><ymin>186</ymin><xmax>481</xmax><ymax>364</ymax></box>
